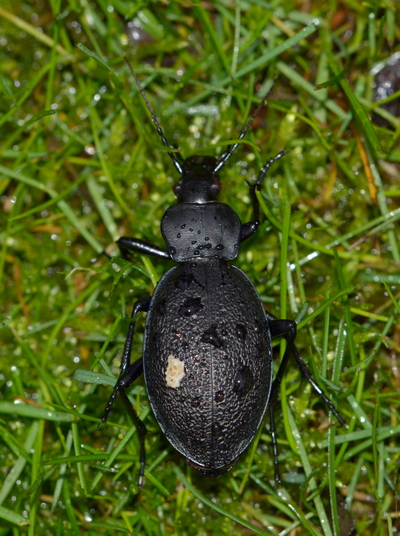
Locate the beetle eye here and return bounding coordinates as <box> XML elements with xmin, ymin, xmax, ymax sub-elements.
<box><xmin>173</xmin><ymin>182</ymin><xmax>182</xmax><ymax>196</ymax></box>
<box><xmin>211</xmin><ymin>180</ymin><xmax>221</xmax><ymax>194</ymax></box>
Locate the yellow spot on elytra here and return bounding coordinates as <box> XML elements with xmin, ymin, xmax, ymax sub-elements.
<box><xmin>165</xmin><ymin>355</ymin><xmax>185</xmax><ymax>388</ymax></box>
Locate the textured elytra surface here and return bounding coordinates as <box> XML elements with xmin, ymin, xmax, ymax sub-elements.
<box><xmin>143</xmin><ymin>258</ymin><xmax>273</xmax><ymax>473</ymax></box>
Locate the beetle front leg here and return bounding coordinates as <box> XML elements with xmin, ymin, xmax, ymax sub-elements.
<box><xmin>240</xmin><ymin>151</ymin><xmax>286</xmax><ymax>243</ymax></box>
<box><xmin>117</xmin><ymin>236</ymin><xmax>171</xmax><ymax>260</ymax></box>
<box><xmin>100</xmin><ymin>296</ymin><xmax>152</xmax><ymax>486</ymax></box>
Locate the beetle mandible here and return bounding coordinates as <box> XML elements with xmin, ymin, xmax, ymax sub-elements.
<box><xmin>100</xmin><ymin>59</ymin><xmax>345</xmax><ymax>486</ymax></box>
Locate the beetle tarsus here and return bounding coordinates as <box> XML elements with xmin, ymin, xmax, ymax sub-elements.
<box><xmin>269</xmin><ymin>404</ymin><xmax>281</xmax><ymax>484</ymax></box>
<box><xmin>99</xmin><ymin>387</ymin><xmax>119</xmax><ymax>425</ymax></box>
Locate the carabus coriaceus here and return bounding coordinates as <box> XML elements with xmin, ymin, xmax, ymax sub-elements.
<box><xmin>100</xmin><ymin>59</ymin><xmax>345</xmax><ymax>486</ymax></box>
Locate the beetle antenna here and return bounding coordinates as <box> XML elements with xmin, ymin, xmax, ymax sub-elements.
<box><xmin>254</xmin><ymin>149</ymin><xmax>286</xmax><ymax>190</ymax></box>
<box><xmin>214</xmin><ymin>96</ymin><xmax>267</xmax><ymax>173</ymax></box>
<box><xmin>124</xmin><ymin>57</ymin><xmax>183</xmax><ymax>174</ymax></box>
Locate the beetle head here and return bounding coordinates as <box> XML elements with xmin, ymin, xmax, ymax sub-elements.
<box><xmin>173</xmin><ymin>155</ymin><xmax>222</xmax><ymax>203</ymax></box>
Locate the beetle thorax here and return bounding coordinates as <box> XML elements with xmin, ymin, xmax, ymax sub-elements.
<box><xmin>161</xmin><ymin>202</ymin><xmax>242</xmax><ymax>262</ymax></box>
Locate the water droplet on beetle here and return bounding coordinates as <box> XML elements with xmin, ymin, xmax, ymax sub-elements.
<box><xmin>212</xmin><ymin>422</ymin><xmax>222</xmax><ymax>435</ymax></box>
<box><xmin>191</xmin><ymin>397</ymin><xmax>201</xmax><ymax>408</ymax></box>
<box><xmin>215</xmin><ymin>390</ymin><xmax>224</xmax><ymax>403</ymax></box>
<box><xmin>235</xmin><ymin>324</ymin><xmax>247</xmax><ymax>341</ymax></box>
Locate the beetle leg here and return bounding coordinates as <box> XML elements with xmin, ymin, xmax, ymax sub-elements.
<box><xmin>240</xmin><ymin>151</ymin><xmax>286</xmax><ymax>243</ymax></box>
<box><xmin>100</xmin><ymin>359</ymin><xmax>144</xmax><ymax>426</ymax></box>
<box><xmin>289</xmin><ymin>344</ymin><xmax>345</xmax><ymax>426</ymax></box>
<box><xmin>266</xmin><ymin>314</ymin><xmax>345</xmax><ymax>425</ymax></box>
<box><xmin>117</xmin><ymin>236</ymin><xmax>171</xmax><ymax>260</ymax></box>
<box><xmin>265</xmin><ymin>315</ymin><xmax>345</xmax><ymax>481</ymax></box>
<box><xmin>265</xmin><ymin>319</ymin><xmax>297</xmax><ymax>482</ymax></box>
<box><xmin>100</xmin><ymin>296</ymin><xmax>152</xmax><ymax>487</ymax></box>
<box><xmin>240</xmin><ymin>221</ymin><xmax>259</xmax><ymax>242</ymax></box>
<box><xmin>119</xmin><ymin>378</ymin><xmax>147</xmax><ymax>487</ymax></box>
<box><xmin>268</xmin><ymin>404</ymin><xmax>281</xmax><ymax>483</ymax></box>
<box><xmin>119</xmin><ymin>296</ymin><xmax>152</xmax><ymax>372</ymax></box>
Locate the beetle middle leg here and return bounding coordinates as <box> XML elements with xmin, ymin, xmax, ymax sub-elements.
<box><xmin>265</xmin><ymin>315</ymin><xmax>345</xmax><ymax>482</ymax></box>
<box><xmin>100</xmin><ymin>296</ymin><xmax>152</xmax><ymax>486</ymax></box>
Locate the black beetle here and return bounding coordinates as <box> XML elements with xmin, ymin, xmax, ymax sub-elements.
<box><xmin>100</xmin><ymin>60</ymin><xmax>344</xmax><ymax>486</ymax></box>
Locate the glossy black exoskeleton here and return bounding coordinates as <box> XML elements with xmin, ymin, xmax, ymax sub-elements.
<box><xmin>100</xmin><ymin>60</ymin><xmax>345</xmax><ymax>486</ymax></box>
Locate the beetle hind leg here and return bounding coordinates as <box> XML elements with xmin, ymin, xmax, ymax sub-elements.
<box><xmin>265</xmin><ymin>318</ymin><xmax>297</xmax><ymax>483</ymax></box>
<box><xmin>290</xmin><ymin>345</ymin><xmax>345</xmax><ymax>426</ymax></box>
<box><xmin>265</xmin><ymin>314</ymin><xmax>345</xmax><ymax>482</ymax></box>
<box><xmin>266</xmin><ymin>315</ymin><xmax>344</xmax><ymax>425</ymax></box>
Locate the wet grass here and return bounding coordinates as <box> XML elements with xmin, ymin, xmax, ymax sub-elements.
<box><xmin>0</xmin><ymin>1</ymin><xmax>399</xmax><ymax>535</ymax></box>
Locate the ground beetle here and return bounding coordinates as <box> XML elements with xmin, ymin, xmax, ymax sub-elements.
<box><xmin>100</xmin><ymin>60</ymin><xmax>345</xmax><ymax>486</ymax></box>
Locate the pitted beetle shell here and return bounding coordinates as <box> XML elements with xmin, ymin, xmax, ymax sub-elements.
<box><xmin>143</xmin><ymin>258</ymin><xmax>272</xmax><ymax>476</ymax></box>
<box><xmin>161</xmin><ymin>203</ymin><xmax>242</xmax><ymax>262</ymax></box>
